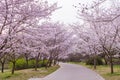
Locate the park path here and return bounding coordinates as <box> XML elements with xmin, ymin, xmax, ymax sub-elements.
<box><xmin>29</xmin><ymin>63</ymin><xmax>105</xmax><ymax>80</ymax></box>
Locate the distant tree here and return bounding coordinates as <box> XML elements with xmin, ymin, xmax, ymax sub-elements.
<box><xmin>34</xmin><ymin>22</ymin><xmax>73</xmax><ymax>67</ymax></box>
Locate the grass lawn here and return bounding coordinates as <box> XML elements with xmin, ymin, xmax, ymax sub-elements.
<box><xmin>70</xmin><ymin>62</ymin><xmax>120</xmax><ymax>80</ymax></box>
<box><xmin>0</xmin><ymin>65</ymin><xmax>59</xmax><ymax>80</ymax></box>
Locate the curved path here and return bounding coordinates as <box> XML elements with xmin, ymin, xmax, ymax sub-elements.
<box><xmin>29</xmin><ymin>63</ymin><xmax>105</xmax><ymax>80</ymax></box>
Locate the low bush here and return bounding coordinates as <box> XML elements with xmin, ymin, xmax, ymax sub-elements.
<box><xmin>9</xmin><ymin>58</ymin><xmax>27</xmax><ymax>70</ymax></box>
<box><xmin>28</xmin><ymin>59</ymin><xmax>35</xmax><ymax>68</ymax></box>
<box><xmin>15</xmin><ymin>58</ymin><xmax>27</xmax><ymax>70</ymax></box>
<box><xmin>9</xmin><ymin>58</ymin><xmax>48</xmax><ymax>70</ymax></box>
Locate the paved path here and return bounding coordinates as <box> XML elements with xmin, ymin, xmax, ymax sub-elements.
<box><xmin>29</xmin><ymin>63</ymin><xmax>105</xmax><ymax>80</ymax></box>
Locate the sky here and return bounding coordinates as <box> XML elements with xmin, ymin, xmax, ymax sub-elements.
<box><xmin>47</xmin><ymin>0</ymin><xmax>90</xmax><ymax>24</ymax></box>
<box><xmin>47</xmin><ymin>0</ymin><xmax>113</xmax><ymax>24</ymax></box>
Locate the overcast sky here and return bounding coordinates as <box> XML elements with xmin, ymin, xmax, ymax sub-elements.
<box><xmin>47</xmin><ymin>0</ymin><xmax>113</xmax><ymax>24</ymax></box>
<box><xmin>47</xmin><ymin>0</ymin><xmax>93</xmax><ymax>24</ymax></box>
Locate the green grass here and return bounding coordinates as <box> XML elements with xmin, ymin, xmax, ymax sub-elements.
<box><xmin>70</xmin><ymin>62</ymin><xmax>120</xmax><ymax>80</ymax></box>
<box><xmin>94</xmin><ymin>65</ymin><xmax>120</xmax><ymax>80</ymax></box>
<box><xmin>0</xmin><ymin>65</ymin><xmax>60</xmax><ymax>80</ymax></box>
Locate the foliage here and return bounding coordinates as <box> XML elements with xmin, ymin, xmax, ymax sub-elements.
<box><xmin>16</xmin><ymin>58</ymin><xmax>28</xmax><ymax>70</ymax></box>
<box><xmin>28</xmin><ymin>59</ymin><xmax>36</xmax><ymax>68</ymax></box>
<box><xmin>9</xmin><ymin>58</ymin><xmax>49</xmax><ymax>70</ymax></box>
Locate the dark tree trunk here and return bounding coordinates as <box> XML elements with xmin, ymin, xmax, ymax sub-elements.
<box><xmin>53</xmin><ymin>55</ymin><xmax>58</xmax><ymax>66</ymax></box>
<box><xmin>35</xmin><ymin>57</ymin><xmax>39</xmax><ymax>71</ymax></box>
<box><xmin>25</xmin><ymin>57</ymin><xmax>29</xmax><ymax>68</ymax></box>
<box><xmin>24</xmin><ymin>53</ymin><xmax>29</xmax><ymax>68</ymax></box>
<box><xmin>93</xmin><ymin>53</ymin><xmax>97</xmax><ymax>70</ymax></box>
<box><xmin>12</xmin><ymin>62</ymin><xmax>16</xmax><ymax>74</ymax></box>
<box><xmin>93</xmin><ymin>57</ymin><xmax>97</xmax><ymax>69</ymax></box>
<box><xmin>104</xmin><ymin>58</ymin><xmax>108</xmax><ymax>65</ymax></box>
<box><xmin>0</xmin><ymin>58</ymin><xmax>6</xmax><ymax>73</ymax></box>
<box><xmin>53</xmin><ymin>59</ymin><xmax>56</xmax><ymax>66</ymax></box>
<box><xmin>48</xmin><ymin>58</ymin><xmax>52</xmax><ymax>67</ymax></box>
<box><xmin>1</xmin><ymin>62</ymin><xmax>5</xmax><ymax>73</ymax></box>
<box><xmin>103</xmin><ymin>55</ymin><xmax>108</xmax><ymax>65</ymax></box>
<box><xmin>35</xmin><ymin>53</ymin><xmax>40</xmax><ymax>71</ymax></box>
<box><xmin>110</xmin><ymin>55</ymin><xmax>114</xmax><ymax>74</ymax></box>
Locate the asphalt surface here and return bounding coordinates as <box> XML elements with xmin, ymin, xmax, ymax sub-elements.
<box><xmin>29</xmin><ymin>63</ymin><xmax>105</xmax><ymax>80</ymax></box>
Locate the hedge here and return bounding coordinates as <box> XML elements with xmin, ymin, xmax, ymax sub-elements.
<box><xmin>9</xmin><ymin>58</ymin><xmax>48</xmax><ymax>70</ymax></box>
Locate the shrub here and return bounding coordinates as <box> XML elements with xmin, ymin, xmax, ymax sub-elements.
<box><xmin>15</xmin><ymin>58</ymin><xmax>27</xmax><ymax>70</ymax></box>
<box><xmin>28</xmin><ymin>59</ymin><xmax>35</xmax><ymax>68</ymax></box>
<box><xmin>86</xmin><ymin>57</ymin><xmax>103</xmax><ymax>65</ymax></box>
<box><xmin>9</xmin><ymin>58</ymin><xmax>48</xmax><ymax>70</ymax></box>
<box><xmin>9</xmin><ymin>58</ymin><xmax>27</xmax><ymax>70</ymax></box>
<box><xmin>9</xmin><ymin>58</ymin><xmax>35</xmax><ymax>70</ymax></box>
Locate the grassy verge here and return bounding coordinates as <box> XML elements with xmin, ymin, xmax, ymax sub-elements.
<box><xmin>0</xmin><ymin>65</ymin><xmax>59</xmax><ymax>80</ymax></box>
<box><xmin>70</xmin><ymin>62</ymin><xmax>120</xmax><ymax>80</ymax></box>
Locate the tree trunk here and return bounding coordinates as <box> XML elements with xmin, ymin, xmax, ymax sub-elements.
<box><xmin>110</xmin><ymin>55</ymin><xmax>114</xmax><ymax>74</ymax></box>
<box><xmin>93</xmin><ymin>57</ymin><xmax>97</xmax><ymax>69</ymax></box>
<box><xmin>53</xmin><ymin>59</ymin><xmax>56</xmax><ymax>66</ymax></box>
<box><xmin>0</xmin><ymin>58</ymin><xmax>6</xmax><ymax>73</ymax></box>
<box><xmin>1</xmin><ymin>62</ymin><xmax>5</xmax><ymax>73</ymax></box>
<box><xmin>53</xmin><ymin>56</ymin><xmax>59</xmax><ymax>66</ymax></box>
<box><xmin>25</xmin><ymin>57</ymin><xmax>29</xmax><ymax>68</ymax></box>
<box><xmin>103</xmin><ymin>55</ymin><xmax>108</xmax><ymax>65</ymax></box>
<box><xmin>12</xmin><ymin>62</ymin><xmax>16</xmax><ymax>74</ymax></box>
<box><xmin>35</xmin><ymin>57</ymin><xmax>38</xmax><ymax>71</ymax></box>
<box><xmin>104</xmin><ymin>58</ymin><xmax>108</xmax><ymax>65</ymax></box>
<box><xmin>35</xmin><ymin>53</ymin><xmax>41</xmax><ymax>71</ymax></box>
<box><xmin>53</xmin><ymin>58</ymin><xmax>58</xmax><ymax>66</ymax></box>
<box><xmin>48</xmin><ymin>58</ymin><xmax>52</xmax><ymax>67</ymax></box>
<box><xmin>93</xmin><ymin>53</ymin><xmax>97</xmax><ymax>70</ymax></box>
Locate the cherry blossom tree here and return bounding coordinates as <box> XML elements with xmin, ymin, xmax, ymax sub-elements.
<box><xmin>71</xmin><ymin>23</ymin><xmax>101</xmax><ymax>69</ymax></box>
<box><xmin>28</xmin><ymin>22</ymin><xmax>74</xmax><ymax>67</ymax></box>
<box><xmin>0</xmin><ymin>0</ymin><xmax>57</xmax><ymax>74</ymax></box>
<box><xmin>7</xmin><ymin>34</ymin><xmax>24</xmax><ymax>74</ymax></box>
<box><xmin>75</xmin><ymin>0</ymin><xmax>120</xmax><ymax>73</ymax></box>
